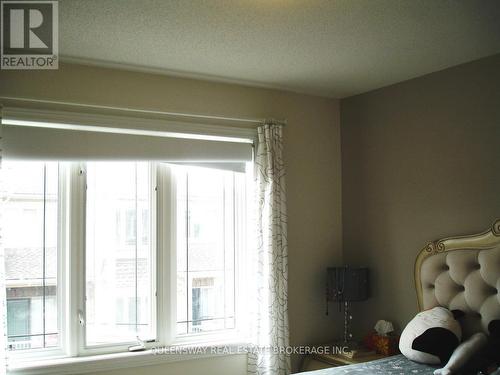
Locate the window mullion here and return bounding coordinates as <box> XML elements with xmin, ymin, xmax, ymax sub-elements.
<box><xmin>149</xmin><ymin>162</ymin><xmax>158</xmax><ymax>344</ymax></box>
<box><xmin>156</xmin><ymin>164</ymin><xmax>175</xmax><ymax>346</ymax></box>
<box><xmin>66</xmin><ymin>163</ymin><xmax>86</xmax><ymax>357</ymax></box>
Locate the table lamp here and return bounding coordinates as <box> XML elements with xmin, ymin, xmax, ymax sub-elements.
<box><xmin>326</xmin><ymin>266</ymin><xmax>370</xmax><ymax>345</ymax></box>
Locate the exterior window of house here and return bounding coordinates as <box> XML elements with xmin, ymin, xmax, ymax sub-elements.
<box><xmin>124</xmin><ymin>209</ymin><xmax>137</xmax><ymax>246</ymax></box>
<box><xmin>191</xmin><ymin>277</ymin><xmax>216</xmax><ymax>333</ymax></box>
<box><xmin>7</xmin><ymin>299</ymin><xmax>31</xmax><ymax>348</ymax></box>
<box><xmin>1</xmin><ymin>162</ymin><xmax>59</xmax><ymax>351</ymax></box>
<box><xmin>141</xmin><ymin>209</ymin><xmax>149</xmax><ymax>246</ymax></box>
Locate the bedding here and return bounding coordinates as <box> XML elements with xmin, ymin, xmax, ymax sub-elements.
<box><xmin>301</xmin><ymin>355</ymin><xmax>436</xmax><ymax>374</ymax></box>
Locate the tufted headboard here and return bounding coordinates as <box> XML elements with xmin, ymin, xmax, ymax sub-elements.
<box><xmin>415</xmin><ymin>220</ymin><xmax>500</xmax><ymax>338</ymax></box>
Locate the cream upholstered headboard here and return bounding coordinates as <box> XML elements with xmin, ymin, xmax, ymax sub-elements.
<box><xmin>415</xmin><ymin>220</ymin><xmax>500</xmax><ymax>338</ymax></box>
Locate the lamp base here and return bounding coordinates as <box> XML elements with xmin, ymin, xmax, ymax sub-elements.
<box><xmin>343</xmin><ymin>300</ymin><xmax>353</xmax><ymax>343</ymax></box>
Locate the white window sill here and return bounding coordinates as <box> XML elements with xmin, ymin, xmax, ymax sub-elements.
<box><xmin>8</xmin><ymin>343</ymin><xmax>250</xmax><ymax>375</ymax></box>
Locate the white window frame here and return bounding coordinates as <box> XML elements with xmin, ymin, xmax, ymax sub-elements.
<box><xmin>5</xmin><ymin>163</ymin><xmax>69</xmax><ymax>362</ymax></box>
<box><xmin>157</xmin><ymin>163</ymin><xmax>249</xmax><ymax>347</ymax></box>
<box><xmin>5</xmin><ymin>161</ymin><xmax>250</xmax><ymax>367</ymax></box>
<box><xmin>76</xmin><ymin>162</ymin><xmax>158</xmax><ymax>357</ymax></box>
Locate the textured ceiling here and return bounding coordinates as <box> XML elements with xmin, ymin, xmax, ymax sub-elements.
<box><xmin>59</xmin><ymin>0</ymin><xmax>500</xmax><ymax>98</ymax></box>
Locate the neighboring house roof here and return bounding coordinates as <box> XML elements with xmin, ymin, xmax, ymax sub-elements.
<box><xmin>5</xmin><ymin>244</ymin><xmax>226</xmax><ymax>289</ymax></box>
<box><xmin>4</xmin><ymin>247</ymin><xmax>57</xmax><ymax>286</ymax></box>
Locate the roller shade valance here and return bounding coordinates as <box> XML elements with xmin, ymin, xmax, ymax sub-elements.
<box><xmin>1</xmin><ymin>107</ymin><xmax>255</xmax><ymax>164</ymax></box>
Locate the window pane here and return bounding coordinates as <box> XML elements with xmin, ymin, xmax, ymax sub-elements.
<box><xmin>174</xmin><ymin>166</ymin><xmax>238</xmax><ymax>335</ymax></box>
<box><xmin>85</xmin><ymin>162</ymin><xmax>154</xmax><ymax>345</ymax></box>
<box><xmin>1</xmin><ymin>162</ymin><xmax>59</xmax><ymax>350</ymax></box>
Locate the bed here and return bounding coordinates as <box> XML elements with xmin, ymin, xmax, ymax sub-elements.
<box><xmin>302</xmin><ymin>220</ymin><xmax>500</xmax><ymax>374</ymax></box>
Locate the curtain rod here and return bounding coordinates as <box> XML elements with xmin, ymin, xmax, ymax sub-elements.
<box><xmin>0</xmin><ymin>96</ymin><xmax>287</xmax><ymax>127</ymax></box>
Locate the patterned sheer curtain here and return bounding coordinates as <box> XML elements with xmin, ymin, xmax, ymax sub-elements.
<box><xmin>248</xmin><ymin>124</ymin><xmax>290</xmax><ymax>375</ymax></box>
<box><xmin>0</xmin><ymin>108</ymin><xmax>7</xmax><ymax>374</ymax></box>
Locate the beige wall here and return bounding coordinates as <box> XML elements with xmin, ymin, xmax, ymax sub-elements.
<box><xmin>340</xmin><ymin>54</ymin><xmax>500</xmax><ymax>337</ymax></box>
<box><xmin>0</xmin><ymin>63</ymin><xmax>343</xmax><ymax>373</ymax></box>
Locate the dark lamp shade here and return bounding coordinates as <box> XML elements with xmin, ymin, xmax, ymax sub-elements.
<box><xmin>326</xmin><ymin>267</ymin><xmax>370</xmax><ymax>302</ymax></box>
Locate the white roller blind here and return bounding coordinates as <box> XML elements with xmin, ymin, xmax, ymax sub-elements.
<box><xmin>1</xmin><ymin>107</ymin><xmax>254</xmax><ymax>164</ymax></box>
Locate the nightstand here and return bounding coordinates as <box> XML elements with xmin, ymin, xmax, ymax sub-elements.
<box><xmin>301</xmin><ymin>348</ymin><xmax>386</xmax><ymax>371</ymax></box>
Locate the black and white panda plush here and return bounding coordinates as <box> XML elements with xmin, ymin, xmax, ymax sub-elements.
<box><xmin>399</xmin><ymin>306</ymin><xmax>462</xmax><ymax>365</ymax></box>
